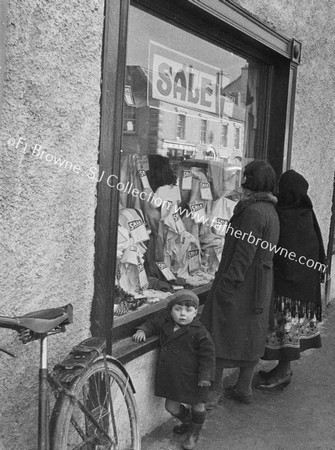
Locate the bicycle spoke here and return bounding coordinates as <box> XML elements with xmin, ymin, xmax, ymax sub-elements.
<box><xmin>52</xmin><ymin>361</ymin><xmax>139</xmax><ymax>449</ymax></box>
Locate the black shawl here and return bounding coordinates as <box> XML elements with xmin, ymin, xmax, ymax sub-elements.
<box><xmin>273</xmin><ymin>170</ymin><xmax>326</xmax><ymax>314</ymax></box>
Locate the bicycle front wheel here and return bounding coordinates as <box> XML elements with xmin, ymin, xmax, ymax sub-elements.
<box><xmin>52</xmin><ymin>359</ymin><xmax>140</xmax><ymax>450</ymax></box>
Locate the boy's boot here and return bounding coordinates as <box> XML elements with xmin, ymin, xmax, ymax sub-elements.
<box><xmin>172</xmin><ymin>404</ymin><xmax>192</xmax><ymax>434</ymax></box>
<box><xmin>182</xmin><ymin>411</ymin><xmax>205</xmax><ymax>450</ymax></box>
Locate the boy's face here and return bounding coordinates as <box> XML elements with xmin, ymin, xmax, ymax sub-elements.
<box><xmin>171</xmin><ymin>304</ymin><xmax>197</xmax><ymax>326</ymax></box>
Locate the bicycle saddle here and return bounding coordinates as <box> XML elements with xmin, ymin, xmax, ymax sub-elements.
<box><xmin>0</xmin><ymin>304</ymin><xmax>73</xmax><ymax>333</ymax></box>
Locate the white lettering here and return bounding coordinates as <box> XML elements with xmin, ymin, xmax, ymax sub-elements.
<box><xmin>32</xmin><ymin>144</ymin><xmax>41</xmax><ymax>157</ymax></box>
<box><xmin>106</xmin><ymin>175</ymin><xmax>118</xmax><ymax>188</ymax></box>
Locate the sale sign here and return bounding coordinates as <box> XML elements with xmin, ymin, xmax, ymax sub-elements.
<box><xmin>148</xmin><ymin>41</ymin><xmax>220</xmax><ymax>115</ymax></box>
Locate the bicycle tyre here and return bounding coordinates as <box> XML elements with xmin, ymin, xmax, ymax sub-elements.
<box><xmin>51</xmin><ymin>359</ymin><xmax>140</xmax><ymax>449</ymax></box>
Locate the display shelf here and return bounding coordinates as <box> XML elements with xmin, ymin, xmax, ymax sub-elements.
<box><xmin>112</xmin><ymin>303</ymin><xmax>205</xmax><ymax>364</ymax></box>
<box><xmin>112</xmin><ymin>283</ymin><xmax>211</xmax><ymax>342</ymax></box>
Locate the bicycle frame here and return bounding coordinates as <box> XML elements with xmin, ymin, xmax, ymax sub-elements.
<box><xmin>48</xmin><ymin>368</ymin><xmax>115</xmax><ymax>447</ymax></box>
<box><xmin>39</xmin><ymin>335</ymin><xmax>50</xmax><ymax>450</ymax></box>
<box><xmin>1</xmin><ymin>331</ymin><xmax>119</xmax><ymax>449</ymax></box>
<box><xmin>0</xmin><ymin>304</ymin><xmax>73</xmax><ymax>450</ymax></box>
<box><xmin>0</xmin><ymin>305</ymin><xmax>140</xmax><ymax>450</ymax></box>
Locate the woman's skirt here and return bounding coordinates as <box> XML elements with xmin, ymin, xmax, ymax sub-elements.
<box><xmin>262</xmin><ymin>296</ymin><xmax>322</xmax><ymax>361</ymax></box>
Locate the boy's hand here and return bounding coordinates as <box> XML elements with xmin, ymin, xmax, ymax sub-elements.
<box><xmin>198</xmin><ymin>380</ymin><xmax>211</xmax><ymax>387</ymax></box>
<box><xmin>133</xmin><ymin>330</ymin><xmax>146</xmax><ymax>342</ymax></box>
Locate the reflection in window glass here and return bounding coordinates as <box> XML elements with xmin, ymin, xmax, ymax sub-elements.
<box><xmin>115</xmin><ymin>5</ymin><xmax>269</xmax><ymax>315</ymax></box>
<box><xmin>234</xmin><ymin>127</ymin><xmax>240</xmax><ymax>149</ymax></box>
<box><xmin>123</xmin><ymin>104</ymin><xmax>136</xmax><ymax>133</ymax></box>
<box><xmin>200</xmin><ymin>119</ymin><xmax>207</xmax><ymax>144</ymax></box>
<box><xmin>221</xmin><ymin>123</ymin><xmax>228</xmax><ymax>147</ymax></box>
<box><xmin>177</xmin><ymin>114</ymin><xmax>186</xmax><ymax>140</ymax></box>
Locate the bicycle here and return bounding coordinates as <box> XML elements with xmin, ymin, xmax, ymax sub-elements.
<box><xmin>0</xmin><ymin>304</ymin><xmax>140</xmax><ymax>450</ymax></box>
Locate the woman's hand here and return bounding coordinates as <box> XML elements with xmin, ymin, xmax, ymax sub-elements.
<box><xmin>133</xmin><ymin>330</ymin><xmax>147</xmax><ymax>342</ymax></box>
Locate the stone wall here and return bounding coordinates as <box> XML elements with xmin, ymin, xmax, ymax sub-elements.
<box><xmin>0</xmin><ymin>1</ymin><xmax>103</xmax><ymax>448</ymax></box>
<box><xmin>0</xmin><ymin>0</ymin><xmax>334</xmax><ymax>448</ymax></box>
<box><xmin>125</xmin><ymin>350</ymin><xmax>171</xmax><ymax>436</ymax></box>
<box><xmin>235</xmin><ymin>0</ymin><xmax>335</xmax><ymax>245</ymax></box>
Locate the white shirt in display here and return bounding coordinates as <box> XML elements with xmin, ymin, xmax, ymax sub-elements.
<box><xmin>152</xmin><ymin>185</ymin><xmax>181</xmax><ymax>218</ymax></box>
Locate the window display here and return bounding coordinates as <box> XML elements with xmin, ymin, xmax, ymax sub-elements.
<box><xmin>115</xmin><ymin>5</ymin><xmax>268</xmax><ymax>317</ymax></box>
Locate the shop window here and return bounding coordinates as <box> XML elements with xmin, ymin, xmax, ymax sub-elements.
<box><xmin>94</xmin><ymin>0</ymin><xmax>300</xmax><ymax>339</ymax></box>
<box><xmin>221</xmin><ymin>123</ymin><xmax>228</xmax><ymax>148</ymax></box>
<box><xmin>176</xmin><ymin>114</ymin><xmax>186</xmax><ymax>140</ymax></box>
<box><xmin>200</xmin><ymin>119</ymin><xmax>207</xmax><ymax>144</ymax></box>
<box><xmin>123</xmin><ymin>105</ymin><xmax>137</xmax><ymax>133</ymax></box>
<box><xmin>114</xmin><ymin>4</ymin><xmax>270</xmax><ymax>320</ymax></box>
<box><xmin>123</xmin><ymin>84</ymin><xmax>137</xmax><ymax>133</ymax></box>
<box><xmin>234</xmin><ymin>127</ymin><xmax>241</xmax><ymax>149</ymax></box>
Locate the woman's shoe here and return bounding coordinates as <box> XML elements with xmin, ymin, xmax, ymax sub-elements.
<box><xmin>258</xmin><ymin>368</ymin><xmax>293</xmax><ymax>381</ymax></box>
<box><xmin>224</xmin><ymin>386</ymin><xmax>253</xmax><ymax>405</ymax></box>
<box><xmin>258</xmin><ymin>368</ymin><xmax>277</xmax><ymax>380</ymax></box>
<box><xmin>256</xmin><ymin>371</ymin><xmax>293</xmax><ymax>390</ymax></box>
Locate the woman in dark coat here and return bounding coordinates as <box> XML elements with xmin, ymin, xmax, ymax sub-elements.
<box><xmin>201</xmin><ymin>160</ymin><xmax>280</xmax><ymax>406</ymax></box>
<box><xmin>257</xmin><ymin>169</ymin><xmax>326</xmax><ymax>389</ymax></box>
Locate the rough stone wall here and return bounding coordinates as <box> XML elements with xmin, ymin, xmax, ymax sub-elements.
<box><xmin>0</xmin><ymin>1</ymin><xmax>103</xmax><ymax>448</ymax></box>
<box><xmin>234</xmin><ymin>0</ymin><xmax>335</xmax><ymax>246</ymax></box>
<box><xmin>0</xmin><ymin>0</ymin><xmax>334</xmax><ymax>448</ymax></box>
<box><xmin>125</xmin><ymin>350</ymin><xmax>171</xmax><ymax>436</ymax></box>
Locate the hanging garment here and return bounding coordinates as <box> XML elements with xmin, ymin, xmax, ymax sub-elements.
<box><xmin>187</xmin><ymin>168</ymin><xmax>213</xmax><ymax>236</ymax></box>
<box><xmin>148</xmin><ymin>184</ymin><xmax>183</xmax><ymax>270</ymax></box>
<box><xmin>119</xmin><ymin>153</ymin><xmax>143</xmax><ymax>209</ymax></box>
<box><xmin>117</xmin><ymin>225</ymin><xmax>130</xmax><ymax>259</ymax></box>
<box><xmin>169</xmin><ymin>231</ymin><xmax>202</xmax><ymax>278</ymax></box>
<box><xmin>208</xmin><ymin>160</ymin><xmax>226</xmax><ymax>199</ymax></box>
<box><xmin>199</xmin><ymin>233</ymin><xmax>224</xmax><ymax>272</ymax></box>
<box><xmin>210</xmin><ymin>196</ymin><xmax>237</xmax><ymax>236</ymax></box>
<box><xmin>119</xmin><ymin>208</ymin><xmax>150</xmax><ymax>244</ymax></box>
<box><xmin>119</xmin><ymin>243</ymin><xmax>148</xmax><ymax>294</ymax></box>
<box><xmin>151</xmin><ymin>184</ymin><xmax>181</xmax><ymax>219</ymax></box>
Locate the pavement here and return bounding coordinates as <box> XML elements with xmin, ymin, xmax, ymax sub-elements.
<box><xmin>142</xmin><ymin>302</ymin><xmax>335</xmax><ymax>450</ymax></box>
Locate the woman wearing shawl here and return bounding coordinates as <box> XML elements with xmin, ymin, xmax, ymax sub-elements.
<box><xmin>257</xmin><ymin>169</ymin><xmax>326</xmax><ymax>390</ymax></box>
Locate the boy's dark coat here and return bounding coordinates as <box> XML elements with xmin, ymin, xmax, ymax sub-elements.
<box><xmin>137</xmin><ymin>313</ymin><xmax>215</xmax><ymax>405</ymax></box>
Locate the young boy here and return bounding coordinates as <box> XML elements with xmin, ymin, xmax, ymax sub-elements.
<box><xmin>133</xmin><ymin>290</ymin><xmax>215</xmax><ymax>450</ymax></box>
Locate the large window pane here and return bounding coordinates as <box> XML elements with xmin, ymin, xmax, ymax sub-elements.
<box><xmin>115</xmin><ymin>5</ymin><xmax>268</xmax><ymax>315</ymax></box>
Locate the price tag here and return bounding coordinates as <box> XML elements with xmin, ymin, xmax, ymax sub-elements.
<box><xmin>172</xmin><ymin>212</ymin><xmax>185</xmax><ymax>233</ymax></box>
<box><xmin>188</xmin><ymin>248</ymin><xmax>201</xmax><ymax>273</ymax></box>
<box><xmin>156</xmin><ymin>262</ymin><xmax>176</xmax><ymax>281</ymax></box>
<box><xmin>138</xmin><ymin>170</ymin><xmax>151</xmax><ymax>189</ymax></box>
<box><xmin>128</xmin><ymin>217</ymin><xmax>149</xmax><ymax>243</ymax></box>
<box><xmin>212</xmin><ymin>217</ymin><xmax>228</xmax><ymax>236</ymax></box>
<box><xmin>189</xmin><ymin>202</ymin><xmax>207</xmax><ymax>224</ymax></box>
<box><xmin>135</xmin><ymin>155</ymin><xmax>150</xmax><ymax>172</ymax></box>
<box><xmin>200</xmin><ymin>181</ymin><xmax>212</xmax><ymax>200</ymax></box>
<box><xmin>181</xmin><ymin>170</ymin><xmax>192</xmax><ymax>190</ymax></box>
<box><xmin>138</xmin><ymin>262</ymin><xmax>148</xmax><ymax>289</ymax></box>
